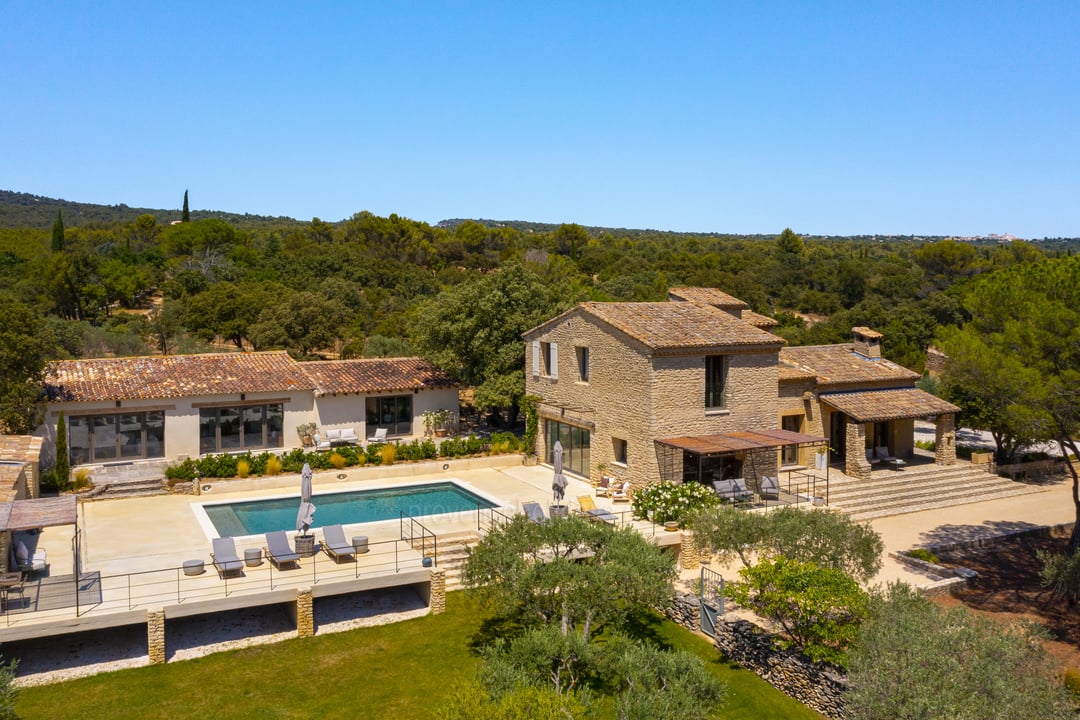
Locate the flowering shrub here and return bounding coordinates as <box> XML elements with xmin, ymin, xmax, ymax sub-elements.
<box><xmin>632</xmin><ymin>481</ymin><xmax>719</xmax><ymax>524</ymax></box>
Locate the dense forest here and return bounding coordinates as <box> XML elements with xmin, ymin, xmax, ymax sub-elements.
<box><xmin>0</xmin><ymin>189</ymin><xmax>1077</xmax><ymax>431</ymax></box>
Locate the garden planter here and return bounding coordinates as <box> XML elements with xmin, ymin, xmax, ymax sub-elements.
<box><xmin>664</xmin><ymin>521</ymin><xmax>680</xmax><ymax>532</ymax></box>
<box><xmin>549</xmin><ymin>504</ymin><xmax>569</xmax><ymax>519</ymax></box>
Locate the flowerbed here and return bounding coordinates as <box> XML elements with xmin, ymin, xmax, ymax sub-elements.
<box><xmin>164</xmin><ymin>432</ymin><xmax>521</xmax><ymax>480</ymax></box>
<box><xmin>631</xmin><ymin>480</ymin><xmax>718</xmax><ymax>524</ymax></box>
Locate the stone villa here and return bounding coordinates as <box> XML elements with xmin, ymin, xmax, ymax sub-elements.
<box><xmin>523</xmin><ymin>287</ymin><xmax>960</xmax><ymax>492</ymax></box>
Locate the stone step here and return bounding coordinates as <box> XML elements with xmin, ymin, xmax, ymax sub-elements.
<box><xmin>835</xmin><ymin>481</ymin><xmax>1035</xmax><ymax>513</ymax></box>
<box><xmin>829</xmin><ymin>474</ymin><xmax>1015</xmax><ymax>506</ymax></box>
<box><xmin>90</xmin><ymin>479</ymin><xmax>169</xmax><ymax>500</ymax></box>
<box><xmin>845</xmin><ymin>485</ymin><xmax>1044</xmax><ymax>522</ymax></box>
<box><xmin>829</xmin><ymin>467</ymin><xmax>992</xmax><ymax>493</ymax></box>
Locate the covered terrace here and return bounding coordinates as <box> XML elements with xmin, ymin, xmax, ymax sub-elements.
<box><xmin>655</xmin><ymin>429</ymin><xmax>830</xmax><ymax>507</ymax></box>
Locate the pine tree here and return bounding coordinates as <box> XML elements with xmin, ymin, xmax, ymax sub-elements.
<box><xmin>51</xmin><ymin>209</ymin><xmax>65</xmax><ymax>252</ymax></box>
<box><xmin>182</xmin><ymin>189</ymin><xmax>190</xmax><ymax>222</ymax></box>
<box><xmin>54</xmin><ymin>411</ymin><xmax>70</xmax><ymax>492</ymax></box>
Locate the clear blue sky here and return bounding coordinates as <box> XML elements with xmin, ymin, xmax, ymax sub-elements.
<box><xmin>3</xmin><ymin>2</ymin><xmax>1078</xmax><ymax>237</ymax></box>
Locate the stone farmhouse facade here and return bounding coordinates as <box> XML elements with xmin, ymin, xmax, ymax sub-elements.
<box><xmin>523</xmin><ymin>287</ymin><xmax>959</xmax><ymax>491</ymax></box>
<box><xmin>38</xmin><ymin>352</ymin><xmax>460</xmax><ymax>470</ymax></box>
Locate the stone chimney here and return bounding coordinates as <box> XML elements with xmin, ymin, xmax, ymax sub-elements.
<box><xmin>852</xmin><ymin>327</ymin><xmax>882</xmax><ymax>359</ymax></box>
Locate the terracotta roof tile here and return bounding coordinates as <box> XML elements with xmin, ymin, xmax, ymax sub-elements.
<box><xmin>779</xmin><ymin>344</ymin><xmax>919</xmax><ymax>388</ymax></box>
<box><xmin>577</xmin><ymin>302</ymin><xmax>784</xmax><ymax>353</ymax></box>
<box><xmin>820</xmin><ymin>389</ymin><xmax>960</xmax><ymax>423</ymax></box>
<box><xmin>668</xmin><ymin>287</ymin><xmax>749</xmax><ymax>310</ymax></box>
<box><xmin>300</xmin><ymin>357</ymin><xmax>458</xmax><ymax>396</ymax></box>
<box><xmin>778</xmin><ymin>366</ymin><xmax>816</xmax><ymax>382</ymax></box>
<box><xmin>46</xmin><ymin>351</ymin><xmax>313</xmax><ymax>403</ymax></box>
<box><xmin>743</xmin><ymin>310</ymin><xmax>779</xmax><ymax>329</ymax></box>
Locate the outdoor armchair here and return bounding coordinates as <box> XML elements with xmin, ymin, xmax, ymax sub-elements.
<box><xmin>595</xmin><ymin>475</ymin><xmax>614</xmax><ymax>497</ymax></box>
<box><xmin>611</xmin><ymin>481</ymin><xmax>631</xmax><ymax>503</ymax></box>
<box><xmin>367</xmin><ymin>427</ymin><xmax>388</xmax><ymax>443</ymax></box>
<box><xmin>759</xmin><ymin>476</ymin><xmax>780</xmax><ymax>501</ymax></box>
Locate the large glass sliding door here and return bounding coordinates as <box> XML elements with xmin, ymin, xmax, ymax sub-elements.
<box><xmin>68</xmin><ymin>411</ymin><xmax>166</xmax><ymax>464</ymax></box>
<box><xmin>544</xmin><ymin>419</ymin><xmax>590</xmax><ymax>477</ymax></box>
<box><xmin>365</xmin><ymin>395</ymin><xmax>413</xmax><ymax>436</ymax></box>
<box><xmin>199</xmin><ymin>404</ymin><xmax>284</xmax><ymax>454</ymax></box>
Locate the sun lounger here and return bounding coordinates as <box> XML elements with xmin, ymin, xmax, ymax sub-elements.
<box><xmin>211</xmin><ymin>537</ymin><xmax>244</xmax><ymax>578</ymax></box>
<box><xmin>322</xmin><ymin>524</ymin><xmax>356</xmax><ymax>562</ymax></box>
<box><xmin>576</xmin><ymin>496</ymin><xmax>618</xmax><ymax>524</ymax></box>
<box><xmin>522</xmin><ymin>501</ymin><xmax>547</xmax><ymax>523</ymax></box>
<box><xmin>712</xmin><ymin>478</ymin><xmax>753</xmax><ymax>503</ymax></box>
<box><xmin>264</xmin><ymin>530</ymin><xmax>301</xmax><ymax>569</ymax></box>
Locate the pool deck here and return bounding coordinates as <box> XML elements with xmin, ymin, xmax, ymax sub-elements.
<box><xmin>0</xmin><ymin>456</ymin><xmax>605</xmax><ymax>642</ymax></box>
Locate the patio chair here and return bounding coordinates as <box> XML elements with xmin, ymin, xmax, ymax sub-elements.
<box><xmin>875</xmin><ymin>446</ymin><xmax>896</xmax><ymax>462</ymax></box>
<box><xmin>322</xmin><ymin>524</ymin><xmax>357</xmax><ymax>563</ymax></box>
<box><xmin>595</xmin><ymin>475</ymin><xmax>614</xmax><ymax>497</ymax></box>
<box><xmin>312</xmin><ymin>432</ymin><xmax>332</xmax><ymax>451</ymax></box>
<box><xmin>211</xmin><ymin>537</ymin><xmax>244</xmax><ymax>578</ymax></box>
<box><xmin>522</xmin><ymin>501</ymin><xmax>547</xmax><ymax>523</ymax></box>
<box><xmin>759</xmin><ymin>475</ymin><xmax>780</xmax><ymax>501</ymax></box>
<box><xmin>367</xmin><ymin>427</ymin><xmax>388</xmax><ymax>443</ymax></box>
<box><xmin>15</xmin><ymin>540</ymin><xmax>47</xmax><ymax>579</ymax></box>
<box><xmin>865</xmin><ymin>448</ymin><xmax>881</xmax><ymax>465</ymax></box>
<box><xmin>712</xmin><ymin>478</ymin><xmax>753</xmax><ymax>503</ymax></box>
<box><xmin>611</xmin><ymin>481</ymin><xmax>632</xmax><ymax>503</ymax></box>
<box><xmin>264</xmin><ymin>530</ymin><xmax>301</xmax><ymax>570</ymax></box>
<box><xmin>576</xmin><ymin>496</ymin><xmax>618</xmax><ymax>524</ymax></box>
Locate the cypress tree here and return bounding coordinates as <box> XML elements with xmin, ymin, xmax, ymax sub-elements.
<box><xmin>54</xmin><ymin>411</ymin><xmax>70</xmax><ymax>492</ymax></box>
<box><xmin>51</xmin><ymin>209</ymin><xmax>65</xmax><ymax>252</ymax></box>
<box><xmin>182</xmin><ymin>189</ymin><xmax>190</xmax><ymax>222</ymax></box>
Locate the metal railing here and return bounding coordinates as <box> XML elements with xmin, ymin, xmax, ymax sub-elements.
<box><xmin>1</xmin><ymin>536</ymin><xmax>429</xmax><ymax>626</ymax></box>
<box><xmin>399</xmin><ymin>512</ymin><xmax>438</xmax><ymax>567</ymax></box>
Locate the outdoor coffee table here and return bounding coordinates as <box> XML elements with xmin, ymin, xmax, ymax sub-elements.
<box><xmin>885</xmin><ymin>458</ymin><xmax>907</xmax><ymax>471</ymax></box>
<box><xmin>244</xmin><ymin>548</ymin><xmax>262</xmax><ymax>567</ymax></box>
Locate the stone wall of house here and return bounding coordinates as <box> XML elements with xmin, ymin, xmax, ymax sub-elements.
<box><xmin>935</xmin><ymin>413</ymin><xmax>957</xmax><ymax>465</ymax></box>
<box><xmin>526</xmin><ymin>309</ymin><xmax>782</xmax><ymax>489</ymax></box>
<box><xmin>777</xmin><ymin>378</ymin><xmax>818</xmax><ymax>466</ymax></box>
<box><xmin>662</xmin><ymin>593</ymin><xmax>846</xmax><ymax>720</ymax></box>
<box><xmin>527</xmin><ymin>309</ymin><xmax>655</xmax><ymax>487</ymax></box>
<box><xmin>845</xmin><ymin>417</ymin><xmax>871</xmax><ymax>480</ymax></box>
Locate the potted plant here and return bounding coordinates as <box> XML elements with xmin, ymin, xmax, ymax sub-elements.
<box><xmin>296</xmin><ymin>422</ymin><xmax>317</xmax><ymax>447</ymax></box>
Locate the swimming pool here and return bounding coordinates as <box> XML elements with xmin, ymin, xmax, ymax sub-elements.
<box><xmin>202</xmin><ymin>481</ymin><xmax>497</xmax><ymax>537</ymax></box>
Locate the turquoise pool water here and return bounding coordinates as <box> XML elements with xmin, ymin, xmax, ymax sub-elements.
<box><xmin>204</xmin><ymin>482</ymin><xmax>496</xmax><ymax>537</ymax></box>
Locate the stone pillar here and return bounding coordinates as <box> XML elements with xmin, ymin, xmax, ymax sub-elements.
<box><xmin>844</xmin><ymin>418</ymin><xmax>872</xmax><ymax>481</ymax></box>
<box><xmin>0</xmin><ymin>532</ymin><xmax>9</xmax><ymax>573</ymax></box>
<box><xmin>296</xmin><ymin>588</ymin><xmax>314</xmax><ymax>637</ymax></box>
<box><xmin>679</xmin><ymin>531</ymin><xmax>700</xmax><ymax>571</ymax></box>
<box><xmin>935</xmin><ymin>414</ymin><xmax>957</xmax><ymax>466</ymax></box>
<box><xmin>429</xmin><ymin>568</ymin><xmax>446</xmax><ymax>614</ymax></box>
<box><xmin>147</xmin><ymin>608</ymin><xmax>166</xmax><ymax>664</ymax></box>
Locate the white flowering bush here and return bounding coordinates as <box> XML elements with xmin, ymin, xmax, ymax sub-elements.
<box><xmin>632</xmin><ymin>481</ymin><xmax>719</xmax><ymax>524</ymax></box>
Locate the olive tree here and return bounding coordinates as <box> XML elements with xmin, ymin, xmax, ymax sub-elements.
<box><xmin>847</xmin><ymin>582</ymin><xmax>1073</xmax><ymax>720</ymax></box>
<box><xmin>688</xmin><ymin>505</ymin><xmax>883</xmax><ymax>582</ymax></box>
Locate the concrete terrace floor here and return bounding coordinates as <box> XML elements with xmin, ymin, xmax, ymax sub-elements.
<box><xmin>36</xmin><ymin>456</ymin><xmax>597</xmax><ymax>580</ymax></box>
<box><xmin>22</xmin><ymin>454</ymin><xmax>1077</xmax><ymax>606</ymax></box>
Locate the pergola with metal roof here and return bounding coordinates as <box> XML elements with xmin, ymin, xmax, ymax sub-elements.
<box><xmin>654</xmin><ymin>429</ymin><xmax>829</xmax><ymax>490</ymax></box>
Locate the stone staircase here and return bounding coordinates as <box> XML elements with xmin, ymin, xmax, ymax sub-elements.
<box><xmin>827</xmin><ymin>461</ymin><xmax>1048</xmax><ymax>522</ymax></box>
<box><xmin>81</xmin><ymin>461</ymin><xmax>171</xmax><ymax>500</ymax></box>
<box><xmin>431</xmin><ymin>532</ymin><xmax>479</xmax><ymax>591</ymax></box>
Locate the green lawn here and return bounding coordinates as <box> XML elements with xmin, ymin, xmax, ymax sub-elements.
<box><xmin>16</xmin><ymin>593</ymin><xmax>823</xmax><ymax>719</ymax></box>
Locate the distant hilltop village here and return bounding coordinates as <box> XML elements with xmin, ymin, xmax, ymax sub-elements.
<box><xmin>944</xmin><ymin>233</ymin><xmax>1022</xmax><ymax>243</ymax></box>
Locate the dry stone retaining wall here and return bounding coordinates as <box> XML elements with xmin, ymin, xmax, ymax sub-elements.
<box><xmin>662</xmin><ymin>592</ymin><xmax>847</xmax><ymax>720</ymax></box>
